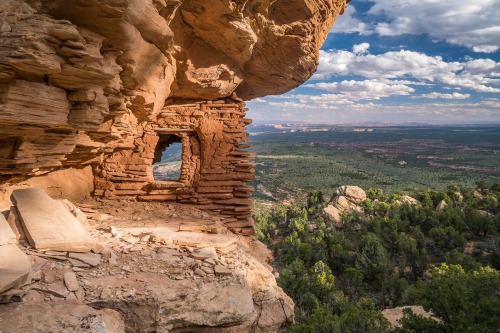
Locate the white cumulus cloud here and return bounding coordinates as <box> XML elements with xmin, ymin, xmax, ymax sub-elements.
<box><xmin>367</xmin><ymin>0</ymin><xmax>500</xmax><ymax>53</ymax></box>
<box><xmin>330</xmin><ymin>5</ymin><xmax>369</xmax><ymax>34</ymax></box>
<box><xmin>353</xmin><ymin>43</ymin><xmax>370</xmax><ymax>54</ymax></box>
<box><xmin>313</xmin><ymin>48</ymin><xmax>500</xmax><ymax>93</ymax></box>
<box><xmin>412</xmin><ymin>92</ymin><xmax>471</xmax><ymax>99</ymax></box>
<box><xmin>304</xmin><ymin>80</ymin><xmax>415</xmax><ymax>102</ymax></box>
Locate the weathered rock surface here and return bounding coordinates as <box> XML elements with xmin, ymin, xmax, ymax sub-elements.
<box><xmin>0</xmin><ymin>200</ymin><xmax>294</xmax><ymax>332</ymax></box>
<box><xmin>0</xmin><ymin>0</ymin><xmax>348</xmax><ymax>235</ymax></box>
<box><xmin>324</xmin><ymin>185</ymin><xmax>366</xmax><ymax>228</ymax></box>
<box><xmin>0</xmin><ymin>0</ymin><xmax>348</xmax><ymax>180</ymax></box>
<box><xmin>0</xmin><ymin>244</ymin><xmax>31</xmax><ymax>295</ymax></box>
<box><xmin>323</xmin><ymin>204</ymin><xmax>342</xmax><ymax>228</ymax></box>
<box><xmin>0</xmin><ymin>301</ymin><xmax>125</xmax><ymax>333</ymax></box>
<box><xmin>336</xmin><ymin>185</ymin><xmax>367</xmax><ymax>203</ymax></box>
<box><xmin>11</xmin><ymin>188</ymin><xmax>93</xmax><ymax>252</ymax></box>
<box><xmin>435</xmin><ymin>199</ymin><xmax>448</xmax><ymax>215</ymax></box>
<box><xmin>400</xmin><ymin>195</ymin><xmax>420</xmax><ymax>206</ymax></box>
<box><xmin>0</xmin><ymin>213</ymin><xmax>16</xmax><ymax>246</ymax></box>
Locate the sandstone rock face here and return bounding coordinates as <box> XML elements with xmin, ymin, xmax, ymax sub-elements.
<box><xmin>0</xmin><ymin>2</ymin><xmax>349</xmax><ymax>330</ymax></box>
<box><xmin>0</xmin><ymin>0</ymin><xmax>348</xmax><ymax>234</ymax></box>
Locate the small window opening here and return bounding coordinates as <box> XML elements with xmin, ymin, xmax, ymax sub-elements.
<box><xmin>153</xmin><ymin>134</ymin><xmax>183</xmax><ymax>181</ymax></box>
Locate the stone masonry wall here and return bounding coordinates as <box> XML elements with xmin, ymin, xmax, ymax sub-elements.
<box><xmin>93</xmin><ymin>97</ymin><xmax>255</xmax><ymax>235</ymax></box>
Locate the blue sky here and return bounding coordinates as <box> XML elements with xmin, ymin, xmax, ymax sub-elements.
<box><xmin>247</xmin><ymin>0</ymin><xmax>500</xmax><ymax>124</ymax></box>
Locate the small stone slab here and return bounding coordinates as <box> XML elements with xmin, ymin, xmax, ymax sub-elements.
<box><xmin>190</xmin><ymin>247</ymin><xmax>218</xmax><ymax>260</ymax></box>
<box><xmin>11</xmin><ymin>188</ymin><xmax>93</xmax><ymax>252</ymax></box>
<box><xmin>0</xmin><ymin>244</ymin><xmax>31</xmax><ymax>293</ymax></box>
<box><xmin>46</xmin><ymin>282</ymin><xmax>70</xmax><ymax>298</ymax></box>
<box><xmin>64</xmin><ymin>271</ymin><xmax>80</xmax><ymax>292</ymax></box>
<box><xmin>69</xmin><ymin>252</ymin><xmax>101</xmax><ymax>266</ymax></box>
<box><xmin>0</xmin><ymin>213</ymin><xmax>16</xmax><ymax>246</ymax></box>
<box><xmin>214</xmin><ymin>265</ymin><xmax>232</xmax><ymax>276</ymax></box>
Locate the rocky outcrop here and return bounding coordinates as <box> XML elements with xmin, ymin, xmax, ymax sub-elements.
<box><xmin>434</xmin><ymin>200</ymin><xmax>448</xmax><ymax>216</ymax></box>
<box><xmin>0</xmin><ymin>0</ymin><xmax>348</xmax><ymax>233</ymax></box>
<box><xmin>400</xmin><ymin>195</ymin><xmax>420</xmax><ymax>206</ymax></box>
<box><xmin>324</xmin><ymin>185</ymin><xmax>365</xmax><ymax>228</ymax></box>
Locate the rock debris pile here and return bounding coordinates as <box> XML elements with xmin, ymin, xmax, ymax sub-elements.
<box><xmin>0</xmin><ymin>188</ymin><xmax>293</xmax><ymax>332</ymax></box>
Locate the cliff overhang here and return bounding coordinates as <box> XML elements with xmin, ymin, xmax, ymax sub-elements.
<box><xmin>0</xmin><ymin>0</ymin><xmax>348</xmax><ymax>331</ymax></box>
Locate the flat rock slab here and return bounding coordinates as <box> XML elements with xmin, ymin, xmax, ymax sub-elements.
<box><xmin>0</xmin><ymin>301</ymin><xmax>125</xmax><ymax>333</ymax></box>
<box><xmin>214</xmin><ymin>265</ymin><xmax>232</xmax><ymax>276</ymax></box>
<box><xmin>0</xmin><ymin>244</ymin><xmax>31</xmax><ymax>293</ymax></box>
<box><xmin>190</xmin><ymin>247</ymin><xmax>218</xmax><ymax>260</ymax></box>
<box><xmin>0</xmin><ymin>213</ymin><xmax>17</xmax><ymax>245</ymax></box>
<box><xmin>11</xmin><ymin>188</ymin><xmax>93</xmax><ymax>252</ymax></box>
<box><xmin>146</xmin><ymin>227</ymin><xmax>238</xmax><ymax>251</ymax></box>
<box><xmin>69</xmin><ymin>252</ymin><xmax>101</xmax><ymax>266</ymax></box>
<box><xmin>64</xmin><ymin>271</ymin><xmax>80</xmax><ymax>292</ymax></box>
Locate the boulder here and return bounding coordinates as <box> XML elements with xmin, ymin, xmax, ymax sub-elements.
<box><xmin>0</xmin><ymin>244</ymin><xmax>31</xmax><ymax>294</ymax></box>
<box><xmin>323</xmin><ymin>205</ymin><xmax>343</xmax><ymax>228</ymax></box>
<box><xmin>401</xmin><ymin>195</ymin><xmax>420</xmax><ymax>206</ymax></box>
<box><xmin>434</xmin><ymin>200</ymin><xmax>448</xmax><ymax>215</ymax></box>
<box><xmin>324</xmin><ymin>185</ymin><xmax>366</xmax><ymax>228</ymax></box>
<box><xmin>336</xmin><ymin>186</ymin><xmax>367</xmax><ymax>203</ymax></box>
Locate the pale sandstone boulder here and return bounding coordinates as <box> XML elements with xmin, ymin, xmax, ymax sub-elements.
<box><xmin>435</xmin><ymin>200</ymin><xmax>448</xmax><ymax>216</ymax></box>
<box><xmin>336</xmin><ymin>185</ymin><xmax>367</xmax><ymax>203</ymax></box>
<box><xmin>323</xmin><ymin>205</ymin><xmax>343</xmax><ymax>228</ymax></box>
<box><xmin>0</xmin><ymin>244</ymin><xmax>31</xmax><ymax>295</ymax></box>
<box><xmin>11</xmin><ymin>188</ymin><xmax>94</xmax><ymax>252</ymax></box>
<box><xmin>401</xmin><ymin>195</ymin><xmax>420</xmax><ymax>206</ymax></box>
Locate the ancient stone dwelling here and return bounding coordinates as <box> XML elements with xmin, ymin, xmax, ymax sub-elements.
<box><xmin>94</xmin><ymin>98</ymin><xmax>256</xmax><ymax>235</ymax></box>
<box><xmin>0</xmin><ymin>0</ymin><xmax>349</xmax><ymax>237</ymax></box>
<box><xmin>1</xmin><ymin>93</ymin><xmax>255</xmax><ymax>233</ymax></box>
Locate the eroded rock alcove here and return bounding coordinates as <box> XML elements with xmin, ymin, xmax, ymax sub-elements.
<box><xmin>0</xmin><ymin>0</ymin><xmax>349</xmax><ymax>331</ymax></box>
<box><xmin>0</xmin><ymin>0</ymin><xmax>348</xmax><ymax>235</ymax></box>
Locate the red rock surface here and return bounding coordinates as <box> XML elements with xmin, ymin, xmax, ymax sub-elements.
<box><xmin>0</xmin><ymin>0</ymin><xmax>348</xmax><ymax>234</ymax></box>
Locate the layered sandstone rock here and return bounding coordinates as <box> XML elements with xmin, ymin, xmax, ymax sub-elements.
<box><xmin>0</xmin><ymin>0</ymin><xmax>348</xmax><ymax>233</ymax></box>
<box><xmin>0</xmin><ymin>1</ymin><xmax>349</xmax><ymax>331</ymax></box>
